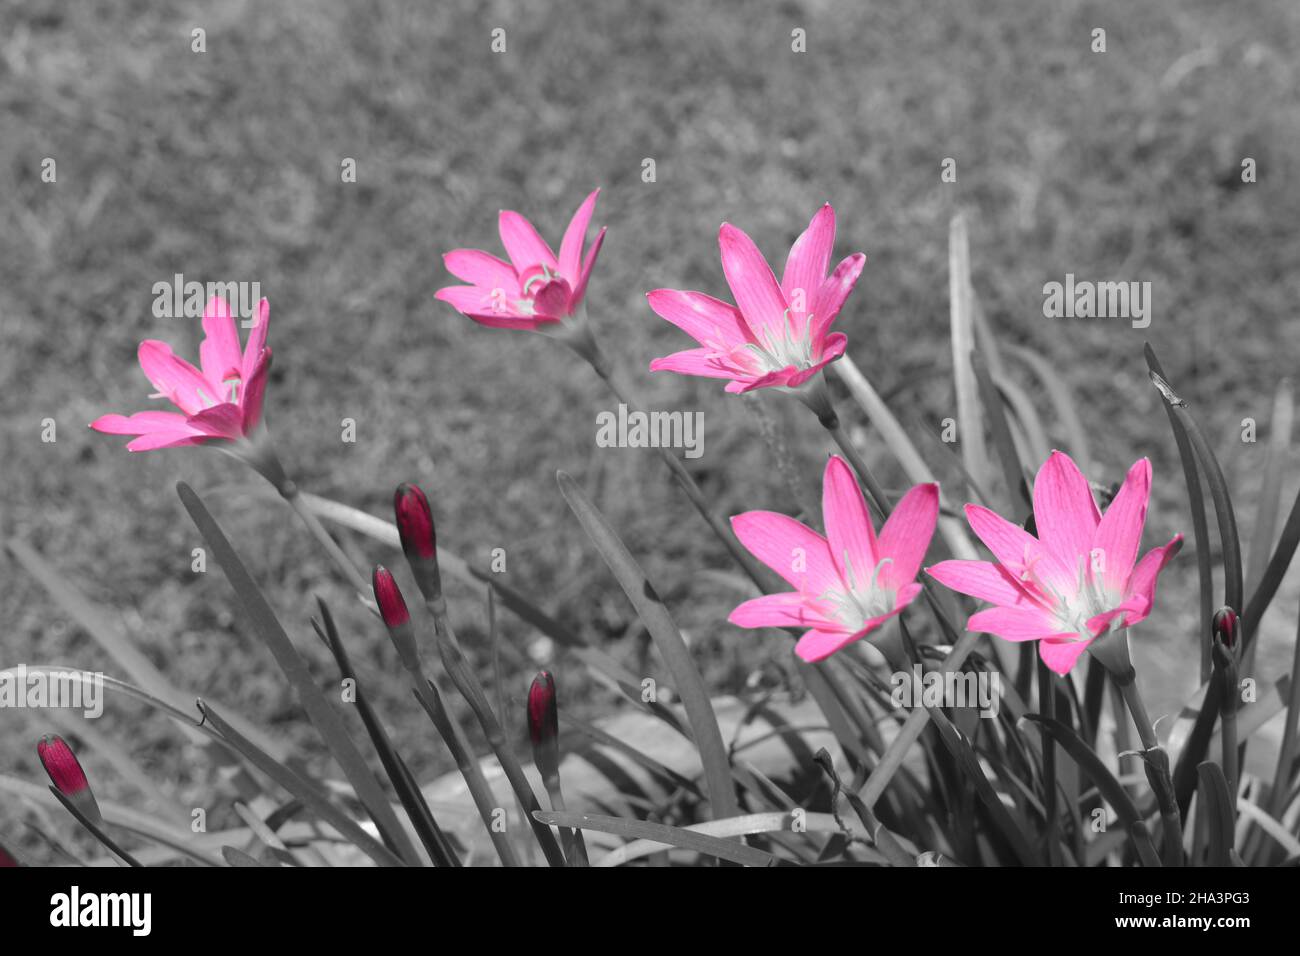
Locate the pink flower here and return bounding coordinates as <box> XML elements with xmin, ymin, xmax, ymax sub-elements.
<box><xmin>435</xmin><ymin>190</ymin><xmax>605</xmax><ymax>331</ymax></box>
<box><xmin>927</xmin><ymin>451</ymin><xmax>1183</xmax><ymax>676</ymax></box>
<box><xmin>648</xmin><ymin>204</ymin><xmax>865</xmax><ymax>393</ymax></box>
<box><xmin>729</xmin><ymin>455</ymin><xmax>938</xmax><ymax>662</ymax></box>
<box><xmin>91</xmin><ymin>297</ymin><xmax>271</xmax><ymax>452</ymax></box>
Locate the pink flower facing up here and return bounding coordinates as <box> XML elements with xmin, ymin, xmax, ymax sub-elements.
<box><xmin>648</xmin><ymin>203</ymin><xmax>865</xmax><ymax>394</ymax></box>
<box><xmin>927</xmin><ymin>451</ymin><xmax>1183</xmax><ymax>676</ymax></box>
<box><xmin>37</xmin><ymin>734</ymin><xmax>103</xmax><ymax>825</ymax></box>
<box><xmin>91</xmin><ymin>296</ymin><xmax>273</xmax><ymax>454</ymax></box>
<box><xmin>435</xmin><ymin>190</ymin><xmax>605</xmax><ymax>333</ymax></box>
<box><xmin>728</xmin><ymin>455</ymin><xmax>938</xmax><ymax>662</ymax></box>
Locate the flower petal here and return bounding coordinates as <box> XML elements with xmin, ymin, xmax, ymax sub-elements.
<box><xmin>1032</xmin><ymin>450</ymin><xmax>1100</xmax><ymax>565</ymax></box>
<box><xmin>137</xmin><ymin>340</ymin><xmax>220</xmax><ymax>416</ymax></box>
<box><xmin>730</xmin><ymin>510</ymin><xmax>838</xmax><ymax>594</ymax></box>
<box><xmin>729</xmin><ymin>592</ymin><xmax>833</xmax><ymax>630</ymax></box>
<box><xmin>719</xmin><ymin>222</ymin><xmax>787</xmax><ymax>340</ymax></box>
<box><xmin>810</xmin><ymin>253</ymin><xmax>865</xmax><ymax>350</ymax></box>
<box><xmin>240</xmin><ymin>346</ymin><xmax>272</xmax><ymax>433</ymax></box>
<box><xmin>1091</xmin><ymin>458</ymin><xmax>1152</xmax><ymax>593</ymax></box>
<box><xmin>558</xmin><ymin>189</ymin><xmax>599</xmax><ymax>283</ymax></box>
<box><xmin>91</xmin><ymin>410</ymin><xmax>193</xmax><ymax>435</ymax></box>
<box><xmin>444</xmin><ymin>249</ymin><xmax>518</xmax><ymax>289</ymax></box>
<box><xmin>968</xmin><ymin>606</ymin><xmax>1066</xmax><ymax>641</ymax></box>
<box><xmin>199</xmin><ymin>297</ymin><xmax>243</xmax><ymax>385</ymax></box>
<box><xmin>240</xmin><ymin>299</ymin><xmax>270</xmax><ymax>383</ymax></box>
<box><xmin>649</xmin><ymin>347</ymin><xmax>736</xmax><ymax>379</ymax></box>
<box><xmin>876</xmin><ymin>482</ymin><xmax>939</xmax><ymax>589</ymax></box>
<box><xmin>926</xmin><ymin>559</ymin><xmax>1035</xmax><ymax>607</ymax></box>
<box><xmin>1039</xmin><ymin>636</ymin><xmax>1093</xmax><ymax>675</ymax></box>
<box><xmin>498</xmin><ymin>210</ymin><xmax>557</xmax><ymax>271</ymax></box>
<box><xmin>821</xmin><ymin>455</ymin><xmax>878</xmax><ymax>583</ymax></box>
<box><xmin>571</xmin><ymin>226</ymin><xmax>606</xmax><ymax>307</ymax></box>
<box><xmin>646</xmin><ymin>289</ymin><xmax>753</xmax><ymax>350</ymax></box>
<box><xmin>965</xmin><ymin>503</ymin><xmax>1073</xmax><ymax>592</ymax></box>
<box><xmin>782</xmin><ymin>204</ymin><xmax>835</xmax><ymax>334</ymax></box>
<box><xmin>1120</xmin><ymin>533</ymin><xmax>1183</xmax><ymax>622</ymax></box>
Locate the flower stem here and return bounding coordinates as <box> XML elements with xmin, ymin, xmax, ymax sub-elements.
<box><xmin>1113</xmin><ymin>666</ymin><xmax>1184</xmax><ymax>866</ymax></box>
<box><xmin>283</xmin><ymin>486</ymin><xmax>371</xmax><ymax>597</ymax></box>
<box><xmin>803</xmin><ymin>372</ymin><xmax>890</xmax><ymax>521</ymax></box>
<box><xmin>576</xmin><ymin>334</ymin><xmax>772</xmax><ymax>590</ymax></box>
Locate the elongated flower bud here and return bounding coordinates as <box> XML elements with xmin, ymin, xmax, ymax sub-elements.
<box><xmin>394</xmin><ymin>483</ymin><xmax>442</xmax><ymax>601</ymax></box>
<box><xmin>528</xmin><ymin>671</ymin><xmax>560</xmax><ymax>782</ymax></box>
<box><xmin>37</xmin><ymin>735</ymin><xmax>102</xmax><ymax>826</ymax></box>
<box><xmin>1212</xmin><ymin>606</ymin><xmax>1239</xmax><ymax>650</ymax></box>
<box><xmin>373</xmin><ymin>566</ymin><xmax>419</xmax><ymax>671</ymax></box>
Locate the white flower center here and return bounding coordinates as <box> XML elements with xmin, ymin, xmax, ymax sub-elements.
<box><xmin>822</xmin><ymin>554</ymin><xmax>896</xmax><ymax>631</ymax></box>
<box><xmin>744</xmin><ymin>310</ymin><xmax>815</xmax><ymax>372</ymax></box>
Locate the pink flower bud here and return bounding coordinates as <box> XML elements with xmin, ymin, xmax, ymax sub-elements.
<box><xmin>1213</xmin><ymin>606</ymin><xmax>1239</xmax><ymax>649</ymax></box>
<box><xmin>394</xmin><ymin>483</ymin><xmax>443</xmax><ymax>601</ymax></box>
<box><xmin>373</xmin><ymin>566</ymin><xmax>410</xmax><ymax>628</ymax></box>
<box><xmin>528</xmin><ymin>671</ymin><xmax>560</xmax><ymax>782</ymax></box>
<box><xmin>37</xmin><ymin>734</ymin><xmax>102</xmax><ymax>825</ymax></box>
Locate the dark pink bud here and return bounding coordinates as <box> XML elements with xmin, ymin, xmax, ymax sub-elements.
<box><xmin>394</xmin><ymin>483</ymin><xmax>443</xmax><ymax>601</ymax></box>
<box><xmin>528</xmin><ymin>671</ymin><xmax>558</xmax><ymax>747</ymax></box>
<box><xmin>1213</xmin><ymin>606</ymin><xmax>1239</xmax><ymax>649</ymax></box>
<box><xmin>373</xmin><ymin>566</ymin><xmax>410</xmax><ymax>628</ymax></box>
<box><xmin>394</xmin><ymin>483</ymin><xmax>436</xmax><ymax>561</ymax></box>
<box><xmin>0</xmin><ymin>842</ymin><xmax>17</xmax><ymax>867</ymax></box>
<box><xmin>528</xmin><ymin>671</ymin><xmax>560</xmax><ymax>783</ymax></box>
<box><xmin>37</xmin><ymin>734</ymin><xmax>102</xmax><ymax>825</ymax></box>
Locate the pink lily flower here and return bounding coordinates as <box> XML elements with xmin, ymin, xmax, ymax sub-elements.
<box><xmin>91</xmin><ymin>297</ymin><xmax>271</xmax><ymax>452</ymax></box>
<box><xmin>648</xmin><ymin>203</ymin><xmax>865</xmax><ymax>393</ymax></box>
<box><xmin>435</xmin><ymin>189</ymin><xmax>605</xmax><ymax>332</ymax></box>
<box><xmin>926</xmin><ymin>450</ymin><xmax>1183</xmax><ymax>676</ymax></box>
<box><xmin>729</xmin><ymin>455</ymin><xmax>938</xmax><ymax>662</ymax></box>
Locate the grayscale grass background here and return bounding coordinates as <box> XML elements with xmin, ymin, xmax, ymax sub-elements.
<box><xmin>2</xmin><ymin>0</ymin><xmax>1299</xmax><ymax>857</ymax></box>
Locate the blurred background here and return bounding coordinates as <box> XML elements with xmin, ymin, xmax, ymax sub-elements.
<box><xmin>2</xmin><ymin>0</ymin><xmax>1299</xmax><ymax>861</ymax></box>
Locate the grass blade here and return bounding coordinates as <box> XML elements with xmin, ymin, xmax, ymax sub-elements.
<box><xmin>1025</xmin><ymin>714</ymin><xmax>1161</xmax><ymax>866</ymax></box>
<box><xmin>557</xmin><ymin>471</ymin><xmax>739</xmax><ymax>823</ymax></box>
<box><xmin>178</xmin><ymin>481</ymin><xmax>421</xmax><ymax>866</ymax></box>
<box><xmin>195</xmin><ymin>699</ymin><xmax>403</xmax><ymax>866</ymax></box>
<box><xmin>1195</xmin><ymin>761</ymin><xmax>1236</xmax><ymax>866</ymax></box>
<box><xmin>534</xmin><ymin>811</ymin><xmax>776</xmax><ymax>866</ymax></box>
<box><xmin>949</xmin><ymin>213</ymin><xmax>992</xmax><ymax>490</ymax></box>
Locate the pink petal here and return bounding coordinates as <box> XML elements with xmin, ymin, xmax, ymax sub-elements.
<box><xmin>444</xmin><ymin>249</ymin><xmax>518</xmax><ymax>289</ymax></box>
<box><xmin>558</xmin><ymin>189</ymin><xmax>599</xmax><ymax>283</ymax></box>
<box><xmin>821</xmin><ymin>455</ymin><xmax>878</xmax><ymax>583</ymax></box>
<box><xmin>188</xmin><ymin>402</ymin><xmax>245</xmax><ymax>440</ymax></box>
<box><xmin>125</xmin><ymin>430</ymin><xmax>210</xmax><ymax>452</ymax></box>
<box><xmin>1091</xmin><ymin>458</ymin><xmax>1152</xmax><ymax>592</ymax></box>
<box><xmin>435</xmin><ymin>285</ymin><xmax>529</xmax><ymax>320</ymax></box>
<box><xmin>1120</xmin><ymin>533</ymin><xmax>1183</xmax><ymax>622</ymax></box>
<box><xmin>926</xmin><ymin>559</ymin><xmax>1036</xmax><ymax>607</ymax></box>
<box><xmin>968</xmin><ymin>606</ymin><xmax>1067</xmax><ymax>642</ymax></box>
<box><xmin>1032</xmin><ymin>450</ymin><xmax>1100</xmax><ymax>565</ymax></box>
<box><xmin>730</xmin><ymin>511</ymin><xmax>839</xmax><ymax>595</ymax></box>
<box><xmin>876</xmin><ymin>482</ymin><xmax>939</xmax><ymax>589</ymax></box>
<box><xmin>794</xmin><ymin>593</ymin><xmax>913</xmax><ymax>663</ymax></box>
<box><xmin>649</xmin><ymin>347</ymin><xmax>736</xmax><ymax>379</ymax></box>
<box><xmin>646</xmin><ymin>289</ymin><xmax>753</xmax><ymax>350</ymax></box>
<box><xmin>240</xmin><ymin>347</ymin><xmax>272</xmax><ymax>433</ymax></box>
<box><xmin>498</xmin><ymin>210</ymin><xmax>557</xmax><ymax>272</ymax></box>
<box><xmin>531</xmin><ymin>277</ymin><xmax>572</xmax><ymax>318</ymax></box>
<box><xmin>810</xmin><ymin>253</ymin><xmax>865</xmax><ymax>351</ymax></box>
<box><xmin>964</xmin><ymin>503</ymin><xmax>1073</xmax><ymax>593</ymax></box>
<box><xmin>240</xmin><ymin>299</ymin><xmax>270</xmax><ymax>384</ymax></box>
<box><xmin>571</xmin><ymin>226</ymin><xmax>606</xmax><ymax>308</ymax></box>
<box><xmin>91</xmin><ymin>410</ymin><xmax>193</xmax><ymax>435</ymax></box>
<box><xmin>1039</xmin><ymin>636</ymin><xmax>1093</xmax><ymax>675</ymax></box>
<box><xmin>137</xmin><ymin>340</ymin><xmax>220</xmax><ymax>416</ymax></box>
<box><xmin>781</xmin><ymin>204</ymin><xmax>835</xmax><ymax>335</ymax></box>
<box><xmin>718</xmin><ymin>222</ymin><xmax>788</xmax><ymax>340</ymax></box>
<box><xmin>199</xmin><ymin>297</ymin><xmax>243</xmax><ymax>385</ymax></box>
<box><xmin>728</xmin><ymin>592</ymin><xmax>832</xmax><ymax>630</ymax></box>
